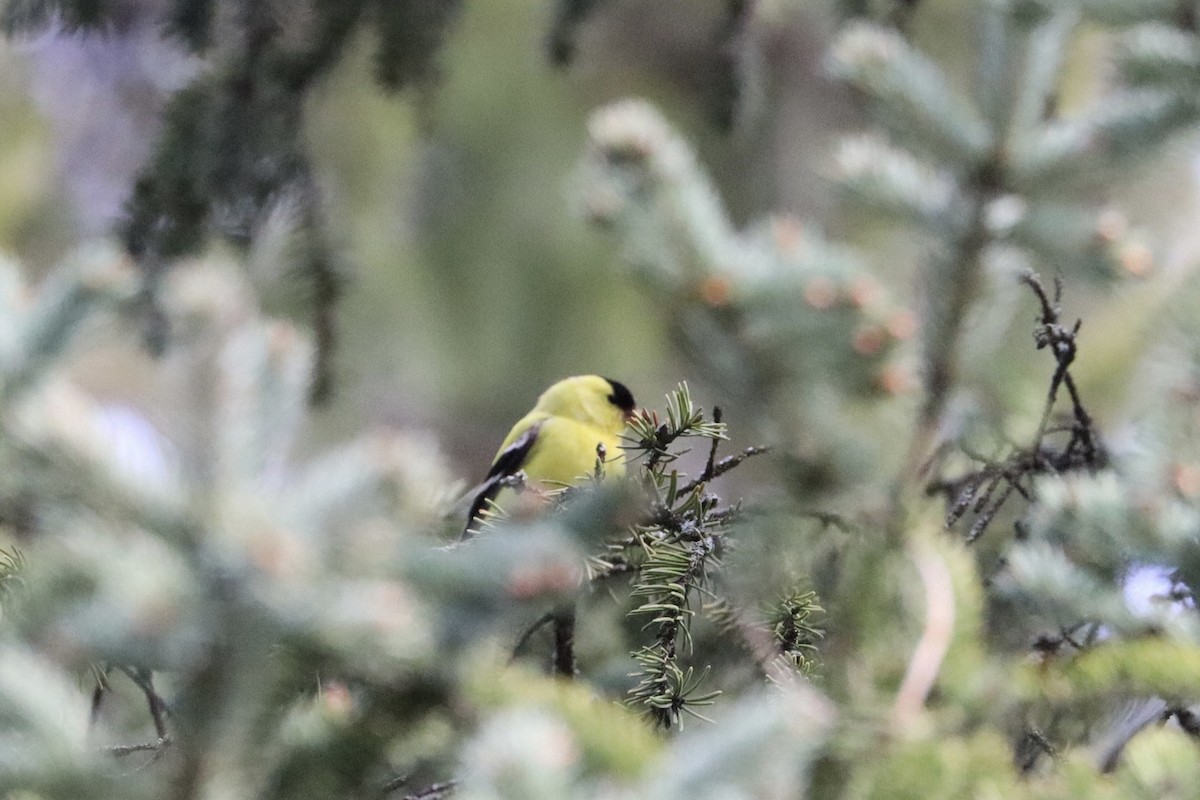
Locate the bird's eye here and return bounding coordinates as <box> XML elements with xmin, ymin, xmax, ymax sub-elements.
<box><xmin>604</xmin><ymin>378</ymin><xmax>636</xmax><ymax>412</ymax></box>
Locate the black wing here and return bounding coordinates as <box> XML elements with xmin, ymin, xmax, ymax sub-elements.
<box><xmin>462</xmin><ymin>422</ymin><xmax>542</xmax><ymax>540</ymax></box>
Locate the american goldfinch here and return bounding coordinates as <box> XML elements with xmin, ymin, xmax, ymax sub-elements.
<box><xmin>463</xmin><ymin>375</ymin><xmax>636</xmax><ymax>539</ymax></box>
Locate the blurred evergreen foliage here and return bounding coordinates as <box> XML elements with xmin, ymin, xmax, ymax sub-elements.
<box><xmin>3</xmin><ymin>0</ymin><xmax>465</xmax><ymax>403</ymax></box>
<box><xmin>2</xmin><ymin>0</ymin><xmax>1200</xmax><ymax>798</ymax></box>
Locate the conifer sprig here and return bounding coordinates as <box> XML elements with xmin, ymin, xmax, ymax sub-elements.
<box><xmin>592</xmin><ymin>383</ymin><xmax>788</xmax><ymax>727</ymax></box>
<box><xmin>625</xmin><ymin>382</ymin><xmax>727</xmax><ymax>474</ymax></box>
<box><xmin>0</xmin><ymin>547</ymin><xmax>24</xmax><ymax>615</ymax></box>
<box><xmin>769</xmin><ymin>591</ymin><xmax>824</xmax><ymax>675</ymax></box>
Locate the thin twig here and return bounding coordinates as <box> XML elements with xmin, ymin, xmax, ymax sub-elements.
<box><xmin>552</xmin><ymin>605</ymin><xmax>577</xmax><ymax>678</ymax></box>
<box><xmin>700</xmin><ymin>407</ymin><xmax>723</xmax><ymax>483</ymax></box>
<box><xmin>119</xmin><ymin>665</ymin><xmax>170</xmax><ymax>739</ymax></box>
<box><xmin>676</xmin><ymin>445</ymin><xmax>771</xmax><ymax>496</ymax></box>
<box><xmin>90</xmin><ymin>665</ymin><xmax>111</xmax><ymax>726</ymax></box>
<box><xmin>927</xmin><ymin>271</ymin><xmax>1105</xmax><ymax>542</ymax></box>
<box><xmin>510</xmin><ymin>610</ymin><xmax>556</xmax><ymax>661</ymax></box>
<box><xmin>379</xmin><ymin>774</ymin><xmax>411</xmax><ymax>796</ymax></box>
<box><xmin>1016</xmin><ymin>728</ymin><xmax>1057</xmax><ymax>773</ymax></box>
<box><xmin>404</xmin><ymin>781</ymin><xmax>457</xmax><ymax>800</ymax></box>
<box><xmin>902</xmin><ymin>156</ymin><xmax>1003</xmax><ymax>492</ymax></box>
<box><xmin>107</xmin><ymin>736</ymin><xmax>173</xmax><ymax>758</ymax></box>
<box><xmin>380</xmin><ymin>776</ymin><xmax>458</xmax><ymax>800</ymax></box>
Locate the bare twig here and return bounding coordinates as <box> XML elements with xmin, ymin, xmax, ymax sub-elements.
<box><xmin>107</xmin><ymin>736</ymin><xmax>173</xmax><ymax>759</ymax></box>
<box><xmin>380</xmin><ymin>775</ymin><xmax>457</xmax><ymax>800</ymax></box>
<box><xmin>903</xmin><ymin>157</ymin><xmax>1004</xmax><ymax>494</ymax></box>
<box><xmin>926</xmin><ymin>270</ymin><xmax>1106</xmax><ymax>542</ymax></box>
<box><xmin>90</xmin><ymin>665</ymin><xmax>111</xmax><ymax>726</ymax></box>
<box><xmin>404</xmin><ymin>782</ymin><xmax>457</xmax><ymax>800</ymax></box>
<box><xmin>379</xmin><ymin>774</ymin><xmax>411</xmax><ymax>795</ymax></box>
<box><xmin>511</xmin><ymin>610</ymin><xmax>556</xmax><ymax>661</ymax></box>
<box><xmin>1015</xmin><ymin>728</ymin><xmax>1057</xmax><ymax>773</ymax></box>
<box><xmin>676</xmin><ymin>446</ymin><xmax>771</xmax><ymax>497</ymax></box>
<box><xmin>119</xmin><ymin>665</ymin><xmax>170</xmax><ymax>740</ymax></box>
<box><xmin>700</xmin><ymin>407</ymin><xmax>723</xmax><ymax>483</ymax></box>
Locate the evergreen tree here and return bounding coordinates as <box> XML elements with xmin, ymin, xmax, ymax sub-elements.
<box><xmin>1</xmin><ymin>0</ymin><xmax>1200</xmax><ymax>798</ymax></box>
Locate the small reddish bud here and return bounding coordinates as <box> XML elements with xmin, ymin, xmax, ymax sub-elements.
<box><xmin>877</xmin><ymin>364</ymin><xmax>915</xmax><ymax>395</ymax></box>
<box><xmin>321</xmin><ymin>681</ymin><xmax>355</xmax><ymax>719</ymax></box>
<box><xmin>848</xmin><ymin>277</ymin><xmax>880</xmax><ymax>308</ymax></box>
<box><xmin>1119</xmin><ymin>242</ymin><xmax>1153</xmax><ymax>277</ymax></box>
<box><xmin>506</xmin><ymin>562</ymin><xmax>581</xmax><ymax>599</ymax></box>
<box><xmin>771</xmin><ymin>215</ymin><xmax>804</xmax><ymax>252</ymax></box>
<box><xmin>697</xmin><ymin>275</ymin><xmax>732</xmax><ymax>307</ymax></box>
<box><xmin>804</xmin><ymin>277</ymin><xmax>837</xmax><ymax>310</ymax></box>
<box><xmin>886</xmin><ymin>310</ymin><xmax>917</xmax><ymax>340</ymax></box>
<box><xmin>1095</xmin><ymin>208</ymin><xmax>1127</xmax><ymax>243</ymax></box>
<box><xmin>1172</xmin><ymin>463</ymin><xmax>1200</xmax><ymax>497</ymax></box>
<box><xmin>853</xmin><ymin>325</ymin><xmax>887</xmax><ymax>356</ymax></box>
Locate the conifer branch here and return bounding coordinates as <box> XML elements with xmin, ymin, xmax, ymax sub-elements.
<box><xmin>519</xmin><ymin>383</ymin><xmax>796</xmax><ymax>727</ymax></box>
<box><xmin>927</xmin><ymin>270</ymin><xmax>1106</xmax><ymax>541</ymax></box>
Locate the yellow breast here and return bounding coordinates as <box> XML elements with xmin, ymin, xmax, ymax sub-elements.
<box><xmin>521</xmin><ymin>415</ymin><xmax>627</xmax><ymax>488</ymax></box>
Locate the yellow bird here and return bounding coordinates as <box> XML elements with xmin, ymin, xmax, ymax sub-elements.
<box><xmin>463</xmin><ymin>375</ymin><xmax>637</xmax><ymax>539</ymax></box>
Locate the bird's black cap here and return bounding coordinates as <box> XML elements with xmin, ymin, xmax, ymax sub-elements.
<box><xmin>604</xmin><ymin>378</ymin><xmax>636</xmax><ymax>413</ymax></box>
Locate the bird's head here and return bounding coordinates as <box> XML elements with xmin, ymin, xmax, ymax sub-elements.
<box><xmin>535</xmin><ymin>375</ymin><xmax>637</xmax><ymax>434</ymax></box>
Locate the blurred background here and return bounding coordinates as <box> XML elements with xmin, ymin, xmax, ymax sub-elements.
<box><xmin>0</xmin><ymin>0</ymin><xmax>870</xmax><ymax>492</ymax></box>
<box><xmin>6</xmin><ymin>3</ymin><xmax>1200</xmax><ymax>794</ymax></box>
<box><xmin>2</xmin><ymin>0</ymin><xmax>1199</xmax><ymax>490</ymax></box>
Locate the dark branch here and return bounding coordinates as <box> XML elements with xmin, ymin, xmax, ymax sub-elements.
<box><xmin>552</xmin><ymin>605</ymin><xmax>577</xmax><ymax>678</ymax></box>
<box><xmin>927</xmin><ymin>270</ymin><xmax>1106</xmax><ymax>543</ymax></box>
<box><xmin>676</xmin><ymin>445</ymin><xmax>771</xmax><ymax>496</ymax></box>
<box><xmin>404</xmin><ymin>782</ymin><xmax>457</xmax><ymax>800</ymax></box>
<box><xmin>119</xmin><ymin>665</ymin><xmax>170</xmax><ymax>740</ymax></box>
<box><xmin>511</xmin><ymin>610</ymin><xmax>556</xmax><ymax>660</ymax></box>
<box><xmin>380</xmin><ymin>776</ymin><xmax>458</xmax><ymax>800</ymax></box>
